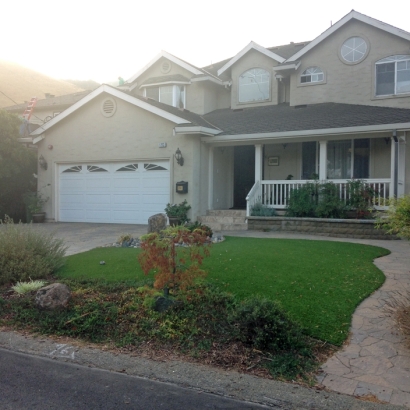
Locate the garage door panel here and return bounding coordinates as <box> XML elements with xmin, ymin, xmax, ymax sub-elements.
<box><xmin>60</xmin><ymin>178</ymin><xmax>86</xmax><ymax>191</ymax></box>
<box><xmin>60</xmin><ymin>193</ymin><xmax>85</xmax><ymax>205</ymax></box>
<box><xmin>86</xmin><ymin>179</ymin><xmax>112</xmax><ymax>190</ymax></box>
<box><xmin>59</xmin><ymin>161</ymin><xmax>170</xmax><ymax>224</ymax></box>
<box><xmin>113</xmin><ymin>195</ymin><xmax>141</xmax><ymax>205</ymax></box>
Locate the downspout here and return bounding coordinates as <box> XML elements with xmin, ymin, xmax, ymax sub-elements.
<box><xmin>393</xmin><ymin>130</ymin><xmax>398</xmax><ymax>198</ymax></box>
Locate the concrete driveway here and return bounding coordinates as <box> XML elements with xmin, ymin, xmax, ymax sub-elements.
<box><xmin>31</xmin><ymin>222</ymin><xmax>149</xmax><ymax>255</ymax></box>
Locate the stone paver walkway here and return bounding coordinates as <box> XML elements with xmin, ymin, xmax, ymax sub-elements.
<box><xmin>316</xmin><ymin>239</ymin><xmax>410</xmax><ymax>407</ymax></box>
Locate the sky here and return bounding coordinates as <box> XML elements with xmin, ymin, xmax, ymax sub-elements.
<box><xmin>2</xmin><ymin>0</ymin><xmax>409</xmax><ymax>84</ymax></box>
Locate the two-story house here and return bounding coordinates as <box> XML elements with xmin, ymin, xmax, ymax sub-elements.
<box><xmin>30</xmin><ymin>10</ymin><xmax>410</xmax><ymax>225</ymax></box>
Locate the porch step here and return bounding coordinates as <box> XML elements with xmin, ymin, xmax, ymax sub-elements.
<box><xmin>198</xmin><ymin>210</ymin><xmax>247</xmax><ymax>232</ymax></box>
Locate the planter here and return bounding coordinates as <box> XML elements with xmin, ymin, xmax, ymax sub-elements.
<box><xmin>32</xmin><ymin>212</ymin><xmax>46</xmax><ymax>223</ymax></box>
<box><xmin>168</xmin><ymin>216</ymin><xmax>181</xmax><ymax>226</ymax></box>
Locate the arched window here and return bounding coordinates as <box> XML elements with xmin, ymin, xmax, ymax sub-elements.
<box><xmin>376</xmin><ymin>55</ymin><xmax>410</xmax><ymax>96</ymax></box>
<box><xmin>238</xmin><ymin>68</ymin><xmax>270</xmax><ymax>103</ymax></box>
<box><xmin>300</xmin><ymin>67</ymin><xmax>324</xmax><ymax>84</ymax></box>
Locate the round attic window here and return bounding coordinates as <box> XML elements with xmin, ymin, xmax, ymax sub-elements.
<box><xmin>161</xmin><ymin>60</ymin><xmax>172</xmax><ymax>74</ymax></box>
<box><xmin>340</xmin><ymin>36</ymin><xmax>368</xmax><ymax>64</ymax></box>
<box><xmin>100</xmin><ymin>98</ymin><xmax>117</xmax><ymax>118</ymax></box>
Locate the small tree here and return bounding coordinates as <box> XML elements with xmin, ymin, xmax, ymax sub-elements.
<box><xmin>138</xmin><ymin>225</ymin><xmax>211</xmax><ymax>296</ymax></box>
<box><xmin>377</xmin><ymin>195</ymin><xmax>410</xmax><ymax>240</ymax></box>
<box><xmin>0</xmin><ymin>110</ymin><xmax>37</xmax><ymax>221</ymax></box>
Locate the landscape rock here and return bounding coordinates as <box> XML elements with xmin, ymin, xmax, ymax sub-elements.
<box><xmin>35</xmin><ymin>283</ymin><xmax>71</xmax><ymax>310</ymax></box>
<box><xmin>147</xmin><ymin>213</ymin><xmax>167</xmax><ymax>234</ymax></box>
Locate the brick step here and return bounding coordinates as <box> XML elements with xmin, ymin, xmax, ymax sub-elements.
<box><xmin>206</xmin><ymin>209</ymin><xmax>246</xmax><ymax>217</ymax></box>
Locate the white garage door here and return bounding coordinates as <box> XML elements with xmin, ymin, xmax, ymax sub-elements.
<box><xmin>59</xmin><ymin>161</ymin><xmax>170</xmax><ymax>224</ymax></box>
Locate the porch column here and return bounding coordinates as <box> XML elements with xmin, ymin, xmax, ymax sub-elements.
<box><xmin>398</xmin><ymin>135</ymin><xmax>406</xmax><ymax>197</ymax></box>
<box><xmin>319</xmin><ymin>141</ymin><xmax>327</xmax><ymax>181</ymax></box>
<box><xmin>208</xmin><ymin>146</ymin><xmax>214</xmax><ymax>210</ymax></box>
<box><xmin>255</xmin><ymin>144</ymin><xmax>263</xmax><ymax>182</ymax></box>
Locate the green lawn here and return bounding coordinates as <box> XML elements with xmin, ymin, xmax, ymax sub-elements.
<box><xmin>57</xmin><ymin>237</ymin><xmax>389</xmax><ymax>345</ymax></box>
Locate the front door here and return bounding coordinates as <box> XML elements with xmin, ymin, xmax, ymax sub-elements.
<box><xmin>233</xmin><ymin>146</ymin><xmax>255</xmax><ymax>208</ymax></box>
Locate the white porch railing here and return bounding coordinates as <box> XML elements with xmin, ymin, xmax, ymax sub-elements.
<box><xmin>246</xmin><ymin>179</ymin><xmax>391</xmax><ymax>216</ymax></box>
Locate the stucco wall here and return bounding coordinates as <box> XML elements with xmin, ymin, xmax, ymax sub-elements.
<box><xmin>36</xmin><ymin>93</ymin><xmax>203</xmax><ymax>221</ymax></box>
<box><xmin>230</xmin><ymin>49</ymin><xmax>279</xmax><ymax>110</ymax></box>
<box><xmin>289</xmin><ymin>19</ymin><xmax>410</xmax><ymax>108</ymax></box>
<box><xmin>264</xmin><ymin>143</ymin><xmax>300</xmax><ymax>180</ymax></box>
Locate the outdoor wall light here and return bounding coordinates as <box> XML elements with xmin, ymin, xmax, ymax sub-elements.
<box><xmin>38</xmin><ymin>155</ymin><xmax>48</xmax><ymax>170</ymax></box>
<box><xmin>175</xmin><ymin>148</ymin><xmax>184</xmax><ymax>166</ymax></box>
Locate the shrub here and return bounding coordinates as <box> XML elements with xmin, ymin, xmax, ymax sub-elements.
<box><xmin>186</xmin><ymin>221</ymin><xmax>213</xmax><ymax>238</ymax></box>
<box><xmin>0</xmin><ymin>217</ymin><xmax>67</xmax><ymax>285</ymax></box>
<box><xmin>315</xmin><ymin>182</ymin><xmax>348</xmax><ymax>218</ymax></box>
<box><xmin>164</xmin><ymin>200</ymin><xmax>191</xmax><ymax>223</ymax></box>
<box><xmin>12</xmin><ymin>279</ymin><xmax>47</xmax><ymax>295</ymax></box>
<box><xmin>377</xmin><ymin>195</ymin><xmax>410</xmax><ymax>239</ymax></box>
<box><xmin>346</xmin><ymin>179</ymin><xmax>376</xmax><ymax>218</ymax></box>
<box><xmin>229</xmin><ymin>296</ymin><xmax>307</xmax><ymax>352</ymax></box>
<box><xmin>250</xmin><ymin>202</ymin><xmax>277</xmax><ymax>217</ymax></box>
<box><xmin>285</xmin><ymin>183</ymin><xmax>318</xmax><ymax>217</ymax></box>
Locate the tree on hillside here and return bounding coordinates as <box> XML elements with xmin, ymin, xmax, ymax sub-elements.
<box><xmin>0</xmin><ymin>110</ymin><xmax>37</xmax><ymax>221</ymax></box>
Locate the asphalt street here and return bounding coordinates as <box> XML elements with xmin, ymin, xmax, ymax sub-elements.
<box><xmin>0</xmin><ymin>348</ymin><xmax>269</xmax><ymax>410</ymax></box>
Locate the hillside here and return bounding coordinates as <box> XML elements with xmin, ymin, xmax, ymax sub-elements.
<box><xmin>0</xmin><ymin>60</ymin><xmax>85</xmax><ymax>108</ymax></box>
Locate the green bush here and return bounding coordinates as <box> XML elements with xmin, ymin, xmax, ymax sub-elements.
<box><xmin>285</xmin><ymin>183</ymin><xmax>318</xmax><ymax>217</ymax></box>
<box><xmin>315</xmin><ymin>182</ymin><xmax>348</xmax><ymax>218</ymax></box>
<box><xmin>0</xmin><ymin>217</ymin><xmax>67</xmax><ymax>285</ymax></box>
<box><xmin>250</xmin><ymin>202</ymin><xmax>277</xmax><ymax>217</ymax></box>
<box><xmin>346</xmin><ymin>179</ymin><xmax>376</xmax><ymax>218</ymax></box>
<box><xmin>186</xmin><ymin>221</ymin><xmax>213</xmax><ymax>238</ymax></box>
<box><xmin>229</xmin><ymin>296</ymin><xmax>307</xmax><ymax>352</ymax></box>
<box><xmin>377</xmin><ymin>195</ymin><xmax>410</xmax><ymax>239</ymax></box>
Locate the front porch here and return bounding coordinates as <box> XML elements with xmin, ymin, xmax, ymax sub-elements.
<box><xmin>246</xmin><ymin>178</ymin><xmax>391</xmax><ymax>216</ymax></box>
<box><xmin>207</xmin><ymin>134</ymin><xmax>406</xmax><ymax>217</ymax></box>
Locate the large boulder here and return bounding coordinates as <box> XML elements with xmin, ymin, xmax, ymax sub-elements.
<box><xmin>147</xmin><ymin>213</ymin><xmax>167</xmax><ymax>233</ymax></box>
<box><xmin>35</xmin><ymin>283</ymin><xmax>71</xmax><ymax>310</ymax></box>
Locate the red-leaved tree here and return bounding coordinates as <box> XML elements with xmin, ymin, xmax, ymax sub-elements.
<box><xmin>138</xmin><ymin>225</ymin><xmax>211</xmax><ymax>296</ymax></box>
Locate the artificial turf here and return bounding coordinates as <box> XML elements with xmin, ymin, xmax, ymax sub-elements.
<box><xmin>56</xmin><ymin>237</ymin><xmax>390</xmax><ymax>345</ymax></box>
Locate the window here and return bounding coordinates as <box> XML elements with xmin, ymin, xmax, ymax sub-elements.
<box><xmin>300</xmin><ymin>67</ymin><xmax>324</xmax><ymax>84</ymax></box>
<box><xmin>376</xmin><ymin>55</ymin><xmax>410</xmax><ymax>96</ymax></box>
<box><xmin>145</xmin><ymin>85</ymin><xmax>185</xmax><ymax>108</ymax></box>
<box><xmin>238</xmin><ymin>68</ymin><xmax>270</xmax><ymax>103</ymax></box>
<box><xmin>301</xmin><ymin>142</ymin><xmax>318</xmax><ymax>179</ymax></box>
<box><xmin>341</xmin><ymin>37</ymin><xmax>367</xmax><ymax>63</ymax></box>
<box><xmin>327</xmin><ymin>139</ymin><xmax>369</xmax><ymax>179</ymax></box>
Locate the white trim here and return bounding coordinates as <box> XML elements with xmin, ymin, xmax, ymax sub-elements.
<box><xmin>30</xmin><ymin>85</ymin><xmax>191</xmax><ymax>139</ymax></box>
<box><xmin>190</xmin><ymin>76</ymin><xmax>224</xmax><ymax>86</ymax></box>
<box><xmin>174</xmin><ymin>126</ymin><xmax>222</xmax><ymax>136</ymax></box>
<box><xmin>140</xmin><ymin>80</ymin><xmax>191</xmax><ymax>89</ymax></box>
<box><xmin>287</xmin><ymin>10</ymin><xmax>410</xmax><ymax>63</ymax></box>
<box><xmin>273</xmin><ymin>62</ymin><xmax>301</xmax><ymax>71</ymax></box>
<box><xmin>201</xmin><ymin>123</ymin><xmax>410</xmax><ymax>143</ymax></box>
<box><xmin>127</xmin><ymin>51</ymin><xmax>203</xmax><ymax>84</ymax></box>
<box><xmin>33</xmin><ymin>135</ymin><xmax>45</xmax><ymax>144</ymax></box>
<box><xmin>217</xmin><ymin>41</ymin><xmax>286</xmax><ymax>76</ymax></box>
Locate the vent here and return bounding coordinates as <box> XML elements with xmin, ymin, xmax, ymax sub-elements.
<box><xmin>161</xmin><ymin>60</ymin><xmax>172</xmax><ymax>74</ymax></box>
<box><xmin>100</xmin><ymin>98</ymin><xmax>117</xmax><ymax>117</ymax></box>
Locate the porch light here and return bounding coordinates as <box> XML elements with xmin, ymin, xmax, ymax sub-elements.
<box><xmin>38</xmin><ymin>155</ymin><xmax>48</xmax><ymax>170</ymax></box>
<box><xmin>175</xmin><ymin>148</ymin><xmax>184</xmax><ymax>166</ymax></box>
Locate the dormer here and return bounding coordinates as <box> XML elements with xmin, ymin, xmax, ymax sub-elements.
<box><xmin>217</xmin><ymin>42</ymin><xmax>285</xmax><ymax>109</ymax></box>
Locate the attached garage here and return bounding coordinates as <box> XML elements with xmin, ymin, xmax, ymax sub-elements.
<box><xmin>58</xmin><ymin>160</ymin><xmax>170</xmax><ymax>224</ymax></box>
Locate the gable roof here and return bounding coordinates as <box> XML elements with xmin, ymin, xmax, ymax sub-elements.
<box><xmin>217</xmin><ymin>41</ymin><xmax>286</xmax><ymax>76</ymax></box>
<box><xmin>287</xmin><ymin>10</ymin><xmax>410</xmax><ymax>63</ymax></box>
<box><xmin>30</xmin><ymin>84</ymin><xmax>193</xmax><ymax>137</ymax></box>
<box><xmin>126</xmin><ymin>51</ymin><xmax>203</xmax><ymax>84</ymax></box>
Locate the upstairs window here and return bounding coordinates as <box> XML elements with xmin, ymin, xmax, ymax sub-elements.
<box><xmin>376</xmin><ymin>55</ymin><xmax>410</xmax><ymax>96</ymax></box>
<box><xmin>145</xmin><ymin>85</ymin><xmax>185</xmax><ymax>108</ymax></box>
<box><xmin>300</xmin><ymin>67</ymin><xmax>324</xmax><ymax>84</ymax></box>
<box><xmin>238</xmin><ymin>68</ymin><xmax>270</xmax><ymax>103</ymax></box>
